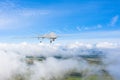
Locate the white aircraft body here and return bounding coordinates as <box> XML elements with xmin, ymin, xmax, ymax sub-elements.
<box><xmin>35</xmin><ymin>32</ymin><xmax>58</xmax><ymax>43</ymax></box>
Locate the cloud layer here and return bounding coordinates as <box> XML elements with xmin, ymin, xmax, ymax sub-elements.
<box><xmin>0</xmin><ymin>42</ymin><xmax>120</xmax><ymax>80</ymax></box>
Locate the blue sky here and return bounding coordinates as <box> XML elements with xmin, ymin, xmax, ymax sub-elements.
<box><xmin>0</xmin><ymin>0</ymin><xmax>120</xmax><ymax>42</ymax></box>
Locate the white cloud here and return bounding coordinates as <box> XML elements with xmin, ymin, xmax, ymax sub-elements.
<box><xmin>96</xmin><ymin>42</ymin><xmax>119</xmax><ymax>48</ymax></box>
<box><xmin>0</xmin><ymin>0</ymin><xmax>50</xmax><ymax>30</ymax></box>
<box><xmin>0</xmin><ymin>9</ymin><xmax>50</xmax><ymax>29</ymax></box>
<box><xmin>18</xmin><ymin>9</ymin><xmax>50</xmax><ymax>17</ymax></box>
<box><xmin>0</xmin><ymin>42</ymin><xmax>120</xmax><ymax>80</ymax></box>
<box><xmin>76</xmin><ymin>24</ymin><xmax>102</xmax><ymax>31</ymax></box>
<box><xmin>109</xmin><ymin>15</ymin><xmax>119</xmax><ymax>27</ymax></box>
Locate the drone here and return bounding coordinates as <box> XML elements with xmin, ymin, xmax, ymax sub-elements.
<box><xmin>13</xmin><ymin>32</ymin><xmax>58</xmax><ymax>43</ymax></box>
<box><xmin>33</xmin><ymin>32</ymin><xmax>58</xmax><ymax>43</ymax></box>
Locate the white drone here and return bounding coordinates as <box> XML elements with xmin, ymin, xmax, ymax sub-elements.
<box><xmin>34</xmin><ymin>32</ymin><xmax>58</xmax><ymax>43</ymax></box>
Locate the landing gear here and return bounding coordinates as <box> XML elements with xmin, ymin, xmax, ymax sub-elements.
<box><xmin>40</xmin><ymin>38</ymin><xmax>44</xmax><ymax>43</ymax></box>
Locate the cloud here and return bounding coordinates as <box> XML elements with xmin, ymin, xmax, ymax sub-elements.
<box><xmin>0</xmin><ymin>42</ymin><xmax>89</xmax><ymax>80</ymax></box>
<box><xmin>18</xmin><ymin>9</ymin><xmax>50</xmax><ymax>17</ymax></box>
<box><xmin>75</xmin><ymin>15</ymin><xmax>119</xmax><ymax>32</ymax></box>
<box><xmin>109</xmin><ymin>15</ymin><xmax>119</xmax><ymax>27</ymax></box>
<box><xmin>75</xmin><ymin>24</ymin><xmax>103</xmax><ymax>32</ymax></box>
<box><xmin>96</xmin><ymin>42</ymin><xmax>119</xmax><ymax>48</ymax></box>
<box><xmin>0</xmin><ymin>0</ymin><xmax>50</xmax><ymax>30</ymax></box>
<box><xmin>0</xmin><ymin>42</ymin><xmax>120</xmax><ymax>80</ymax></box>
